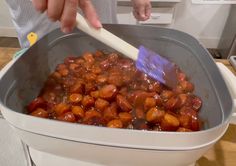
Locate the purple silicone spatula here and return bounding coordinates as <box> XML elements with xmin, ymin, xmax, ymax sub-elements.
<box><xmin>76</xmin><ymin>13</ymin><xmax>178</xmax><ymax>88</ymax></box>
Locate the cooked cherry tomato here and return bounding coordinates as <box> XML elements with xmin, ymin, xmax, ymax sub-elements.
<box><xmin>27</xmin><ymin>50</ymin><xmax>202</xmax><ymax>132</ymax></box>
<box><xmin>57</xmin><ymin>112</ymin><xmax>76</xmax><ymax>123</ymax></box>
<box><xmin>31</xmin><ymin>108</ymin><xmax>49</xmax><ymax>118</ymax></box>
<box><xmin>27</xmin><ymin>97</ymin><xmax>47</xmax><ymax>113</ymax></box>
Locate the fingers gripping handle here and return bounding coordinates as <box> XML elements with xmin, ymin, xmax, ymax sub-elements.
<box><xmin>217</xmin><ymin>62</ymin><xmax>236</xmax><ymax>124</ymax></box>
<box><xmin>76</xmin><ymin>13</ymin><xmax>139</xmax><ymax>61</ymax></box>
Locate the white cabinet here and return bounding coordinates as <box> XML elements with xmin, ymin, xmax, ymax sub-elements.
<box><xmin>138</xmin><ymin>8</ymin><xmax>174</xmax><ymax>25</ymax></box>
<box><xmin>0</xmin><ymin>0</ymin><xmax>17</xmax><ymax>37</ymax></box>
<box><xmin>117</xmin><ymin>7</ymin><xmax>136</xmax><ymax>25</ymax></box>
<box><xmin>118</xmin><ymin>0</ymin><xmax>181</xmax><ymax>2</ymax></box>
<box><xmin>117</xmin><ymin>0</ymin><xmax>181</xmax><ymax>25</ymax></box>
<box><xmin>192</xmin><ymin>0</ymin><xmax>236</xmax><ymax>4</ymax></box>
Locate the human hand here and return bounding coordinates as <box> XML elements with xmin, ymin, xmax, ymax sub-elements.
<box><xmin>131</xmin><ymin>0</ymin><xmax>151</xmax><ymax>21</ymax></box>
<box><xmin>32</xmin><ymin>0</ymin><xmax>102</xmax><ymax>33</ymax></box>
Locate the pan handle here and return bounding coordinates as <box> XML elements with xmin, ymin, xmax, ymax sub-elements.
<box><xmin>217</xmin><ymin>62</ymin><xmax>236</xmax><ymax>124</ymax></box>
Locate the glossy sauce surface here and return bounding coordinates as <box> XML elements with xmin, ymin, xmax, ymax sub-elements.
<box><xmin>27</xmin><ymin>51</ymin><xmax>202</xmax><ymax>132</ymax></box>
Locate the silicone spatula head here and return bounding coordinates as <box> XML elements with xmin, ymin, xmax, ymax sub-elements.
<box><xmin>136</xmin><ymin>46</ymin><xmax>178</xmax><ymax>88</ymax></box>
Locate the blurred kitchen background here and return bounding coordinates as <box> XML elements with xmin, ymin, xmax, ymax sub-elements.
<box><xmin>0</xmin><ymin>0</ymin><xmax>236</xmax><ymax>59</ymax></box>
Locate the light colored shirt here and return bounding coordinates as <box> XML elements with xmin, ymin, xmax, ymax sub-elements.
<box><xmin>5</xmin><ymin>0</ymin><xmax>117</xmax><ymax>48</ymax></box>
